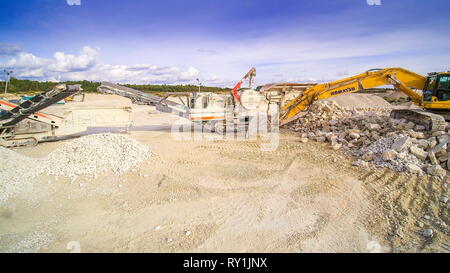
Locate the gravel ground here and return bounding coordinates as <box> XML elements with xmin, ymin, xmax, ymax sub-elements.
<box><xmin>0</xmin><ymin>147</ymin><xmax>43</xmax><ymax>206</ymax></box>
<box><xmin>1</xmin><ymin>232</ymin><xmax>55</xmax><ymax>253</ymax></box>
<box><xmin>1</xmin><ymin>102</ymin><xmax>448</xmax><ymax>253</ymax></box>
<box><xmin>0</xmin><ymin>133</ymin><xmax>151</xmax><ymax>205</ymax></box>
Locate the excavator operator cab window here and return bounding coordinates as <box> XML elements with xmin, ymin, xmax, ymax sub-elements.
<box><xmin>436</xmin><ymin>75</ymin><xmax>450</xmax><ymax>101</ymax></box>
<box><xmin>423</xmin><ymin>76</ymin><xmax>437</xmax><ymax>102</ymax></box>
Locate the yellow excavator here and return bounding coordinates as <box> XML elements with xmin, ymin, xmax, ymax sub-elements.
<box><xmin>280</xmin><ymin>67</ymin><xmax>450</xmax><ymax>131</ymax></box>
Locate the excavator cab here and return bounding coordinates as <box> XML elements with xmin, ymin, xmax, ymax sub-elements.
<box><xmin>423</xmin><ymin>73</ymin><xmax>450</xmax><ymax>102</ymax></box>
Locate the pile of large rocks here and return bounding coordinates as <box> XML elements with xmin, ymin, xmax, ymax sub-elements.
<box><xmin>289</xmin><ymin>101</ymin><xmax>449</xmax><ymax>178</ymax></box>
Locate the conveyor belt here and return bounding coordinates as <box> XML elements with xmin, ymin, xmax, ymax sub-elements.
<box><xmin>98</xmin><ymin>82</ymin><xmax>189</xmax><ymax>117</ymax></box>
<box><xmin>0</xmin><ymin>84</ymin><xmax>81</xmax><ymax>128</ymax></box>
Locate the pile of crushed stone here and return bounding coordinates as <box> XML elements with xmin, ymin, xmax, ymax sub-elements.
<box><xmin>0</xmin><ymin>133</ymin><xmax>151</xmax><ymax>205</ymax></box>
<box><xmin>323</xmin><ymin>93</ymin><xmax>394</xmax><ymax>110</ymax></box>
<box><xmin>43</xmin><ymin>133</ymin><xmax>150</xmax><ymax>178</ymax></box>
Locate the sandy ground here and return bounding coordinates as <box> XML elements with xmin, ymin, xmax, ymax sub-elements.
<box><xmin>0</xmin><ymin>95</ymin><xmax>449</xmax><ymax>253</ymax></box>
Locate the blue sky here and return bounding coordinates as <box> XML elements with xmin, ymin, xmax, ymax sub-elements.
<box><xmin>1</xmin><ymin>0</ymin><xmax>449</xmax><ymax>86</ymax></box>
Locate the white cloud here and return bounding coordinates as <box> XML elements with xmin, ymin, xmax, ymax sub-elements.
<box><xmin>3</xmin><ymin>26</ymin><xmax>450</xmax><ymax>88</ymax></box>
<box><xmin>0</xmin><ymin>43</ymin><xmax>22</xmax><ymax>56</ymax></box>
<box><xmin>5</xmin><ymin>52</ymin><xmax>48</xmax><ymax>69</ymax></box>
<box><xmin>146</xmin><ymin>27</ymin><xmax>450</xmax><ymax>86</ymax></box>
<box><xmin>19</xmin><ymin>68</ymin><xmax>45</xmax><ymax>78</ymax></box>
<box><xmin>0</xmin><ymin>46</ymin><xmax>201</xmax><ymax>84</ymax></box>
<box><xmin>179</xmin><ymin>67</ymin><xmax>200</xmax><ymax>81</ymax></box>
<box><xmin>198</xmin><ymin>28</ymin><xmax>450</xmax><ymax>70</ymax></box>
<box><xmin>48</xmin><ymin>46</ymin><xmax>98</xmax><ymax>72</ymax></box>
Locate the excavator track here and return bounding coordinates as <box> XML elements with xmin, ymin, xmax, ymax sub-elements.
<box><xmin>390</xmin><ymin>109</ymin><xmax>448</xmax><ymax>131</ymax></box>
<box><xmin>0</xmin><ymin>136</ymin><xmax>38</xmax><ymax>148</ymax></box>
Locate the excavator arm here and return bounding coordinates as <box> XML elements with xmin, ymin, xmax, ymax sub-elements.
<box><xmin>231</xmin><ymin>67</ymin><xmax>257</xmax><ymax>103</ymax></box>
<box><xmin>280</xmin><ymin>67</ymin><xmax>427</xmax><ymax>125</ymax></box>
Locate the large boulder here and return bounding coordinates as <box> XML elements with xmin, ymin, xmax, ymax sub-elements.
<box><xmin>391</xmin><ymin>136</ymin><xmax>412</xmax><ymax>152</ymax></box>
<box><xmin>429</xmin><ymin>151</ymin><xmax>439</xmax><ymax>165</ymax></box>
<box><xmin>329</xmin><ymin>120</ymin><xmax>339</xmax><ymax>126</ymax></box>
<box><xmin>437</xmin><ymin>134</ymin><xmax>450</xmax><ymax>145</ymax></box>
<box><xmin>414</xmin><ymin>125</ymin><xmax>426</xmax><ymax>131</ymax></box>
<box><xmin>349</xmin><ymin>132</ymin><xmax>360</xmax><ymax>139</ymax></box>
<box><xmin>405</xmin><ymin>122</ymin><xmax>416</xmax><ymax>130</ymax></box>
<box><xmin>409</xmin><ymin>131</ymin><xmax>425</xmax><ymax>139</ymax></box>
<box><xmin>366</xmin><ymin>123</ymin><xmax>381</xmax><ymax>130</ymax></box>
<box><xmin>409</xmin><ymin>146</ymin><xmax>428</xmax><ymax>161</ymax></box>
<box><xmin>416</xmin><ymin>139</ymin><xmax>429</xmax><ymax>149</ymax></box>
<box><xmin>332</xmin><ymin>143</ymin><xmax>342</xmax><ymax>150</ymax></box>
<box><xmin>427</xmin><ymin>165</ymin><xmax>446</xmax><ymax>178</ymax></box>
<box><xmin>382</xmin><ymin>150</ymin><xmax>398</xmax><ymax>161</ymax></box>
<box><xmin>433</xmin><ymin>143</ymin><xmax>448</xmax><ymax>157</ymax></box>
<box><xmin>432</xmin><ymin>131</ymin><xmax>446</xmax><ymax>137</ymax></box>
<box><xmin>427</xmin><ymin>137</ymin><xmax>438</xmax><ymax>149</ymax></box>
<box><xmin>362</xmin><ymin>151</ymin><xmax>375</xmax><ymax>162</ymax></box>
<box><xmin>407</xmin><ymin>164</ymin><xmax>424</xmax><ymax>175</ymax></box>
<box><xmin>352</xmin><ymin>159</ymin><xmax>370</xmax><ymax>168</ymax></box>
<box><xmin>316</xmin><ymin>136</ymin><xmax>326</xmax><ymax>142</ymax></box>
<box><xmin>438</xmin><ymin>156</ymin><xmax>448</xmax><ymax>163</ymax></box>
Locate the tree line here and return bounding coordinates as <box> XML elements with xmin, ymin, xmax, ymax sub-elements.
<box><xmin>123</xmin><ymin>83</ymin><xmax>230</xmax><ymax>94</ymax></box>
<box><xmin>0</xmin><ymin>77</ymin><xmax>230</xmax><ymax>95</ymax></box>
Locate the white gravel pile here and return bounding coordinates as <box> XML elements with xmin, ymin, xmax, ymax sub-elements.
<box><xmin>323</xmin><ymin>93</ymin><xmax>394</xmax><ymax>109</ymax></box>
<box><xmin>0</xmin><ymin>147</ymin><xmax>42</xmax><ymax>206</ymax></box>
<box><xmin>43</xmin><ymin>133</ymin><xmax>150</xmax><ymax>178</ymax></box>
<box><xmin>0</xmin><ymin>133</ymin><xmax>151</xmax><ymax>205</ymax></box>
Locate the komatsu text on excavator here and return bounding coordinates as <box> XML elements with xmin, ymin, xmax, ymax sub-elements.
<box><xmin>280</xmin><ymin>68</ymin><xmax>450</xmax><ymax>131</ymax></box>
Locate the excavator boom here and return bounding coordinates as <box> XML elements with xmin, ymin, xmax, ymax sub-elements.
<box><xmin>280</xmin><ymin>67</ymin><xmax>426</xmax><ymax>125</ymax></box>
<box><xmin>231</xmin><ymin>67</ymin><xmax>257</xmax><ymax>103</ymax></box>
